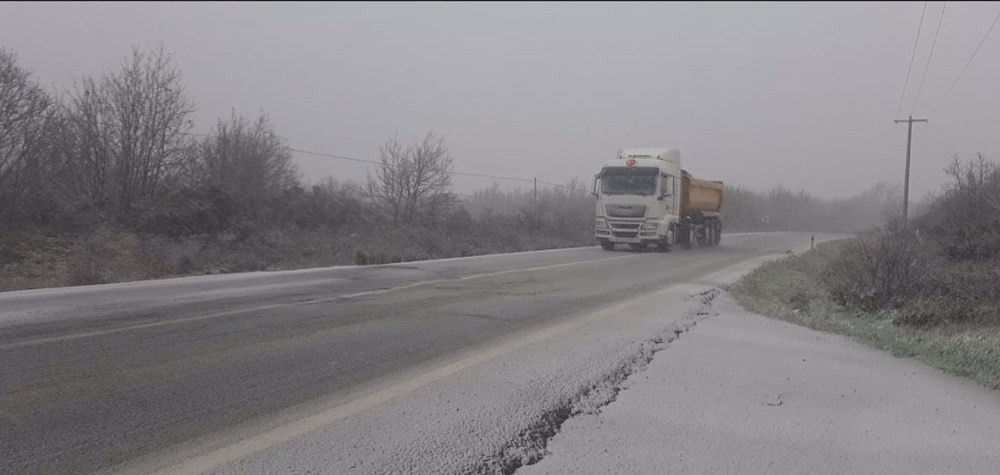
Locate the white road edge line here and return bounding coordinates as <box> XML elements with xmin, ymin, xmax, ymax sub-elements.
<box><xmin>0</xmin><ymin>254</ymin><xmax>640</xmax><ymax>350</ymax></box>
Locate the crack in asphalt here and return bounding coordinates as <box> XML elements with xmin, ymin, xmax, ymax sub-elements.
<box><xmin>470</xmin><ymin>287</ymin><xmax>722</xmax><ymax>475</ymax></box>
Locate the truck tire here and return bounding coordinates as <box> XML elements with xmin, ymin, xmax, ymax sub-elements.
<box><xmin>706</xmin><ymin>221</ymin><xmax>718</xmax><ymax>247</ymax></box>
<box><xmin>657</xmin><ymin>225</ymin><xmax>674</xmax><ymax>252</ymax></box>
<box><xmin>697</xmin><ymin>225</ymin><xmax>709</xmax><ymax>247</ymax></box>
<box><xmin>714</xmin><ymin>221</ymin><xmax>722</xmax><ymax>246</ymax></box>
<box><xmin>656</xmin><ymin>239</ymin><xmax>671</xmax><ymax>252</ymax></box>
<box><xmin>600</xmin><ymin>239</ymin><xmax>615</xmax><ymax>251</ymax></box>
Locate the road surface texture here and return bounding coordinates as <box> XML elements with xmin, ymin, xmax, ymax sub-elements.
<box><xmin>7</xmin><ymin>231</ymin><xmax>981</xmax><ymax>475</ymax></box>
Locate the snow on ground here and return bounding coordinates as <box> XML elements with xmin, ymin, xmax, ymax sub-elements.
<box><xmin>125</xmin><ymin>284</ymin><xmax>719</xmax><ymax>475</ymax></box>
<box><xmin>520</xmin><ymin>293</ymin><xmax>1000</xmax><ymax>475</ymax></box>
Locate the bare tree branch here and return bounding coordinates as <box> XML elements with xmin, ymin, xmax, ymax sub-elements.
<box><xmin>0</xmin><ymin>47</ymin><xmax>55</xmax><ymax>223</ymax></box>
<box><xmin>65</xmin><ymin>43</ymin><xmax>194</xmax><ymax>217</ymax></box>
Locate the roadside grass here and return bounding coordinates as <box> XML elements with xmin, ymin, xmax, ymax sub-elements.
<box><xmin>730</xmin><ymin>240</ymin><xmax>1000</xmax><ymax>390</ymax></box>
<box><xmin>0</xmin><ymin>223</ymin><xmax>594</xmax><ymax>292</ymax></box>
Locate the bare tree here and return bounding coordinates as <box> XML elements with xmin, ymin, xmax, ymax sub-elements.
<box><xmin>366</xmin><ymin>134</ymin><xmax>409</xmax><ymax>224</ymax></box>
<box><xmin>66</xmin><ymin>43</ymin><xmax>194</xmax><ymax>216</ymax></box>
<box><xmin>406</xmin><ymin>132</ymin><xmax>455</xmax><ymax>224</ymax></box>
<box><xmin>0</xmin><ymin>48</ymin><xmax>55</xmax><ymax>223</ymax></box>
<box><xmin>195</xmin><ymin>111</ymin><xmax>299</xmax><ymax>198</ymax></box>
<box><xmin>366</xmin><ymin>132</ymin><xmax>455</xmax><ymax>225</ymax></box>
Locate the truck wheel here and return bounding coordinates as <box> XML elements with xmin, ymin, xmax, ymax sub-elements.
<box><xmin>714</xmin><ymin>221</ymin><xmax>722</xmax><ymax>246</ymax></box>
<box><xmin>600</xmin><ymin>240</ymin><xmax>615</xmax><ymax>251</ymax></box>
<box><xmin>657</xmin><ymin>226</ymin><xmax>674</xmax><ymax>252</ymax></box>
<box><xmin>657</xmin><ymin>240</ymin><xmax>672</xmax><ymax>252</ymax></box>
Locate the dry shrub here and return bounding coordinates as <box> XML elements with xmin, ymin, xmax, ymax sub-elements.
<box><xmin>822</xmin><ymin>228</ymin><xmax>931</xmax><ymax>312</ymax></box>
<box><xmin>821</xmin><ymin>227</ymin><xmax>1000</xmax><ymax>327</ymax></box>
<box><xmin>67</xmin><ymin>226</ymin><xmax>145</xmax><ymax>285</ymax></box>
<box><xmin>894</xmin><ymin>258</ymin><xmax>1000</xmax><ymax>327</ymax></box>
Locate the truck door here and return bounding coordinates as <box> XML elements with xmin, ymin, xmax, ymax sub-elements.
<box><xmin>660</xmin><ymin>173</ymin><xmax>681</xmax><ymax>220</ymax></box>
<box><xmin>660</xmin><ymin>173</ymin><xmax>677</xmax><ymax>215</ymax></box>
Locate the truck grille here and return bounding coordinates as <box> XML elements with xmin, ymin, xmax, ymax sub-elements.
<box><xmin>612</xmin><ymin>223</ymin><xmax>640</xmax><ymax>230</ymax></box>
<box><xmin>612</xmin><ymin>231</ymin><xmax>638</xmax><ymax>238</ymax></box>
<box><xmin>606</xmin><ymin>204</ymin><xmax>646</xmax><ymax>218</ymax></box>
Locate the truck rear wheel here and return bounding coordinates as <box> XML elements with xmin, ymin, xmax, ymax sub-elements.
<box><xmin>697</xmin><ymin>226</ymin><xmax>709</xmax><ymax>247</ymax></box>
<box><xmin>705</xmin><ymin>221</ymin><xmax>718</xmax><ymax>247</ymax></box>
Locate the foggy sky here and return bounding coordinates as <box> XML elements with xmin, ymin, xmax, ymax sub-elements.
<box><xmin>2</xmin><ymin>1</ymin><xmax>998</xmax><ymax>200</ymax></box>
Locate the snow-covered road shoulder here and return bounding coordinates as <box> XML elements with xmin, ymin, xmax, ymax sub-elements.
<box><xmin>520</xmin><ymin>293</ymin><xmax>1000</xmax><ymax>475</ymax></box>
<box><xmin>125</xmin><ymin>284</ymin><xmax>722</xmax><ymax>475</ymax></box>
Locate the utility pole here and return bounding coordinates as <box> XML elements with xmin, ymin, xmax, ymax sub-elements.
<box><xmin>533</xmin><ymin>177</ymin><xmax>538</xmax><ymax>209</ymax></box>
<box><xmin>894</xmin><ymin>115</ymin><xmax>927</xmax><ymax>226</ymax></box>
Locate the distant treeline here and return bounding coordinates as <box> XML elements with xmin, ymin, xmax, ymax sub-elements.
<box><xmin>0</xmin><ymin>44</ymin><xmax>898</xmax><ymax>290</ymax></box>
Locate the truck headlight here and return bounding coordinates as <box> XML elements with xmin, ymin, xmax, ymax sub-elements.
<box><xmin>595</xmin><ymin>218</ymin><xmax>609</xmax><ymax>230</ymax></box>
<box><xmin>640</xmin><ymin>220</ymin><xmax>658</xmax><ymax>232</ymax></box>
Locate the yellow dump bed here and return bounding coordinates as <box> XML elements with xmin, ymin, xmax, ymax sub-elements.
<box><xmin>681</xmin><ymin>170</ymin><xmax>724</xmax><ymax>215</ymax></box>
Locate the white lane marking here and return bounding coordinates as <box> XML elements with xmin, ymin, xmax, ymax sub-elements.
<box><xmin>142</xmin><ymin>284</ymin><xmax>689</xmax><ymax>475</ymax></box>
<box><xmin>0</xmin><ymin>254</ymin><xmax>640</xmax><ymax>350</ymax></box>
<box><xmin>0</xmin><ymin>303</ymin><xmax>296</xmax><ymax>351</ymax></box>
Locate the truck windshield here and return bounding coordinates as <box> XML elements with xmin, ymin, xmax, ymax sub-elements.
<box><xmin>601</xmin><ymin>167</ymin><xmax>658</xmax><ymax>196</ymax></box>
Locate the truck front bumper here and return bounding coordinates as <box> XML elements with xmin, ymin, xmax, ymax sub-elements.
<box><xmin>596</xmin><ymin>219</ymin><xmax>661</xmax><ymax>244</ymax></box>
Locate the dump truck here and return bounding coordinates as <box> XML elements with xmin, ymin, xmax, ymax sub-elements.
<box><xmin>592</xmin><ymin>148</ymin><xmax>724</xmax><ymax>251</ymax></box>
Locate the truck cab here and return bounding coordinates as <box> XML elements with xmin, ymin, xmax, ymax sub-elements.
<box><xmin>593</xmin><ymin>148</ymin><xmax>723</xmax><ymax>251</ymax></box>
<box><xmin>593</xmin><ymin>148</ymin><xmax>682</xmax><ymax>251</ymax></box>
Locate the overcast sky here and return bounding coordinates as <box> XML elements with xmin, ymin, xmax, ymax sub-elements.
<box><xmin>2</xmin><ymin>1</ymin><xmax>998</xmax><ymax>199</ymax></box>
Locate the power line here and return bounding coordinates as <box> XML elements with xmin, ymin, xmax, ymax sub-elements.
<box><xmin>289</xmin><ymin>147</ymin><xmax>378</xmax><ymax>165</ymax></box>
<box><xmin>537</xmin><ymin>179</ymin><xmax>565</xmax><ymax>188</ymax></box>
<box><xmin>896</xmin><ymin>1</ymin><xmax>929</xmax><ymax>118</ymax></box>
<box><xmin>289</xmin><ymin>147</ymin><xmax>566</xmax><ymax>188</ymax></box>
<box><xmin>44</xmin><ymin>116</ymin><xmax>566</xmax><ymax>189</ymax></box>
<box><xmin>451</xmin><ymin>170</ymin><xmax>537</xmax><ymax>184</ymax></box>
<box><xmin>911</xmin><ymin>1</ymin><xmax>947</xmax><ymax>115</ymax></box>
<box><xmin>928</xmin><ymin>9</ymin><xmax>1000</xmax><ymax>118</ymax></box>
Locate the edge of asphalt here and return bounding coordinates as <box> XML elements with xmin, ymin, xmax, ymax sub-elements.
<box><xmin>0</xmin><ymin>232</ymin><xmax>785</xmax><ymax>299</ymax></box>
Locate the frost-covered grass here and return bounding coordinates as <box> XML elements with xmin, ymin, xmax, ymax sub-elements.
<box><xmin>0</xmin><ymin>222</ymin><xmax>594</xmax><ymax>292</ymax></box>
<box><xmin>730</xmin><ymin>241</ymin><xmax>1000</xmax><ymax>390</ymax></box>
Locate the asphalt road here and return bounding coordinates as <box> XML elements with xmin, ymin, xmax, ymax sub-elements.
<box><xmin>0</xmin><ymin>232</ymin><xmax>819</xmax><ymax>475</ymax></box>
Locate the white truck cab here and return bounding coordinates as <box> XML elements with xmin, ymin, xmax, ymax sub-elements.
<box><xmin>593</xmin><ymin>148</ymin><xmax>722</xmax><ymax>252</ymax></box>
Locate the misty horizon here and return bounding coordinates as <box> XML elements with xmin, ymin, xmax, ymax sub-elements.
<box><xmin>3</xmin><ymin>1</ymin><xmax>998</xmax><ymax>201</ymax></box>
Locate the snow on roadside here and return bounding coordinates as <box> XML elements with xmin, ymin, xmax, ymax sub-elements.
<box><xmin>519</xmin><ymin>293</ymin><xmax>1000</xmax><ymax>475</ymax></box>
<box><xmin>159</xmin><ymin>286</ymin><xmax>721</xmax><ymax>475</ymax></box>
